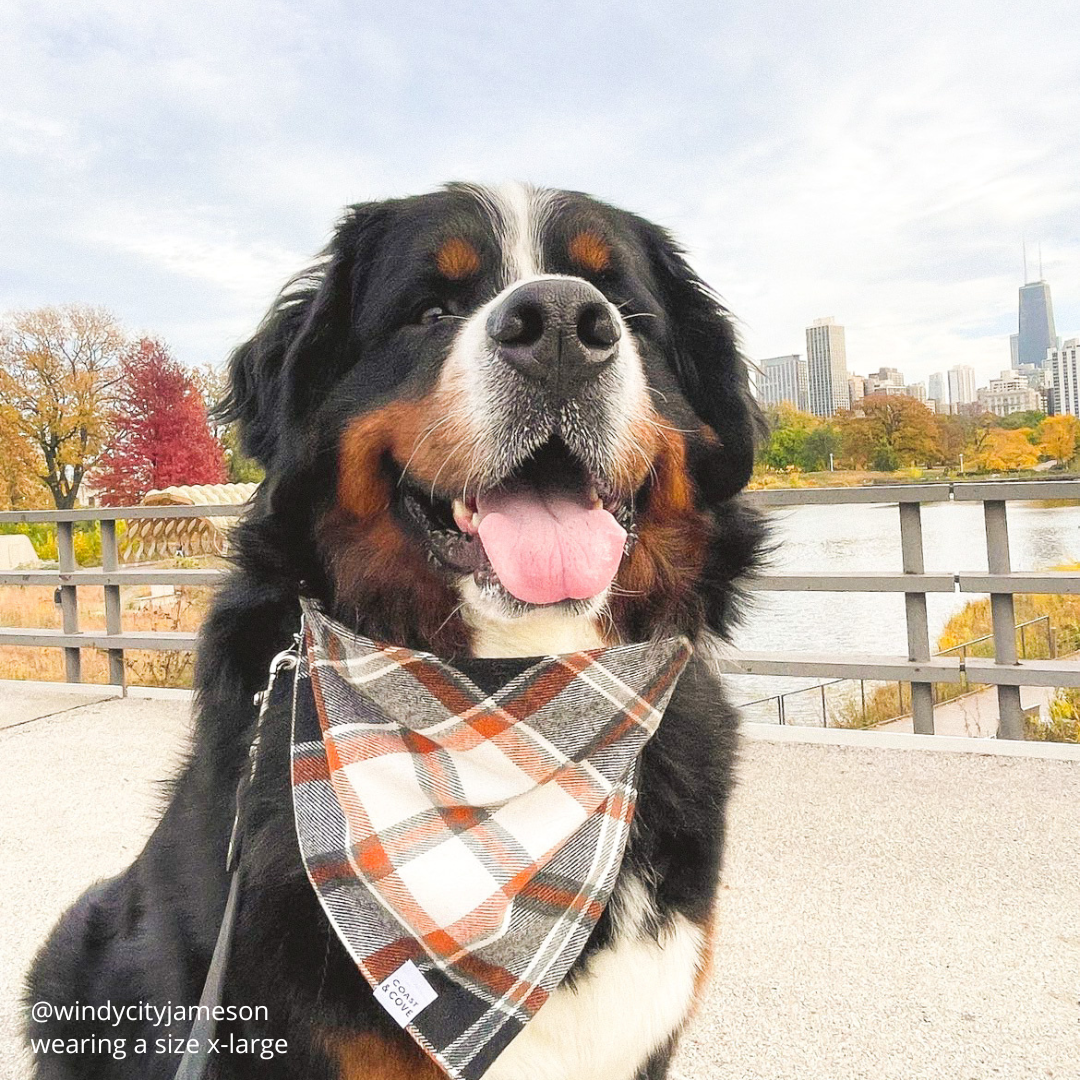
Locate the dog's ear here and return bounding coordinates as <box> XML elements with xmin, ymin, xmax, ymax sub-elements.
<box><xmin>214</xmin><ymin>203</ymin><xmax>389</xmax><ymax>468</ymax></box>
<box><xmin>637</xmin><ymin>221</ymin><xmax>765</xmax><ymax>502</ymax></box>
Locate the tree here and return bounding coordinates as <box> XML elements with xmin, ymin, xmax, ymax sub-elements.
<box><xmin>94</xmin><ymin>339</ymin><xmax>226</xmax><ymax>506</ymax></box>
<box><xmin>0</xmin><ymin>406</ymin><xmax>45</xmax><ymax>509</ymax></box>
<box><xmin>190</xmin><ymin>361</ymin><xmax>263</xmax><ymax>483</ymax></box>
<box><xmin>837</xmin><ymin>395</ymin><xmax>940</xmax><ymax>470</ymax></box>
<box><xmin>975</xmin><ymin>428</ymin><xmax>1039</xmax><ymax>472</ymax></box>
<box><xmin>1037</xmin><ymin>415</ymin><xmax>1078</xmax><ymax>466</ymax></box>
<box><xmin>997</xmin><ymin>409</ymin><xmax>1046</xmax><ymax>431</ymax></box>
<box><xmin>934</xmin><ymin>414</ymin><xmax>979</xmax><ymax>468</ymax></box>
<box><xmin>856</xmin><ymin>394</ymin><xmax>940</xmax><ymax>467</ymax></box>
<box><xmin>759</xmin><ymin>403</ymin><xmax>818</xmax><ymax>470</ymax></box>
<box><xmin>799</xmin><ymin>423</ymin><xmax>842</xmax><ymax>471</ymax></box>
<box><xmin>0</xmin><ymin>305</ymin><xmax>127</xmax><ymax>508</ymax></box>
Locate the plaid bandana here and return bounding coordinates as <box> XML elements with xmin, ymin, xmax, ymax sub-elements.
<box><xmin>290</xmin><ymin>600</ymin><xmax>692</xmax><ymax>1079</ymax></box>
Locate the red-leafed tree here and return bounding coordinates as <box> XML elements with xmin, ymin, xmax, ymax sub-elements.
<box><xmin>95</xmin><ymin>338</ymin><xmax>226</xmax><ymax>506</ymax></box>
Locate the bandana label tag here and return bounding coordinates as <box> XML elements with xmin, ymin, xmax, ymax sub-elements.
<box><xmin>373</xmin><ymin>961</ymin><xmax>438</xmax><ymax>1028</ymax></box>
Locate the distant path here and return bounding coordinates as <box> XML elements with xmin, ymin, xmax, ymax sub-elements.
<box><xmin>878</xmin><ymin>684</ymin><xmax>1054</xmax><ymax>737</ymax></box>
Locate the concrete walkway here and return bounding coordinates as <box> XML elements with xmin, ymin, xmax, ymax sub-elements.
<box><xmin>880</xmin><ymin>683</ymin><xmax>1056</xmax><ymax>737</ymax></box>
<box><xmin>1</xmin><ymin>681</ymin><xmax>1078</xmax><ymax>1080</ymax></box>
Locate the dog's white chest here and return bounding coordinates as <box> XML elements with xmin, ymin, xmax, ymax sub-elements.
<box><xmin>484</xmin><ymin>884</ymin><xmax>704</xmax><ymax>1080</ymax></box>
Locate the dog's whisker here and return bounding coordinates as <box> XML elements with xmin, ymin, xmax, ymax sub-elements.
<box><xmin>397</xmin><ymin>411</ymin><xmax>466</xmax><ymax>487</ymax></box>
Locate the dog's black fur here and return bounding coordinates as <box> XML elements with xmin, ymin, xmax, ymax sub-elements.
<box><xmin>26</xmin><ymin>185</ymin><xmax>765</xmax><ymax>1079</ymax></box>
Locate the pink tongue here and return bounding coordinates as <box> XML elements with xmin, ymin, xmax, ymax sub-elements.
<box><xmin>476</xmin><ymin>489</ymin><xmax>627</xmax><ymax>605</ymax></box>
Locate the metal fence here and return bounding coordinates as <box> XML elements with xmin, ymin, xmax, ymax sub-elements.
<box><xmin>730</xmin><ymin>479</ymin><xmax>1080</xmax><ymax>738</ymax></box>
<box><xmin>2</xmin><ymin>480</ymin><xmax>1080</xmax><ymax>739</ymax></box>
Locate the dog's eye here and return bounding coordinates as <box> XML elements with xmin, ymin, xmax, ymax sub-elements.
<box><xmin>417</xmin><ymin>305</ymin><xmax>449</xmax><ymax>326</ymax></box>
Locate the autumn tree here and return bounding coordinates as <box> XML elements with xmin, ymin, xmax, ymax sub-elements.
<box><xmin>0</xmin><ymin>305</ymin><xmax>127</xmax><ymax>508</ymax></box>
<box><xmin>0</xmin><ymin>407</ymin><xmax>45</xmax><ymax>509</ymax></box>
<box><xmin>836</xmin><ymin>394</ymin><xmax>939</xmax><ymax>469</ymax></box>
<box><xmin>975</xmin><ymin>428</ymin><xmax>1039</xmax><ymax>472</ymax></box>
<box><xmin>94</xmin><ymin>339</ymin><xmax>226</xmax><ymax>506</ymax></box>
<box><xmin>1037</xmin><ymin>415</ymin><xmax>1078</xmax><ymax>466</ymax></box>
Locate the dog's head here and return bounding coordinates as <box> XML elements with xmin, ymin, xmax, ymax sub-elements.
<box><xmin>220</xmin><ymin>183</ymin><xmax>764</xmax><ymax>654</ymax></box>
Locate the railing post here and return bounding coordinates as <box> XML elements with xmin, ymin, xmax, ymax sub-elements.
<box><xmin>101</xmin><ymin>520</ymin><xmax>125</xmax><ymax>687</ymax></box>
<box><xmin>899</xmin><ymin>502</ymin><xmax>934</xmax><ymax>734</ymax></box>
<box><xmin>57</xmin><ymin>520</ymin><xmax>80</xmax><ymax>683</ymax></box>
<box><xmin>984</xmin><ymin>500</ymin><xmax>1024</xmax><ymax>739</ymax></box>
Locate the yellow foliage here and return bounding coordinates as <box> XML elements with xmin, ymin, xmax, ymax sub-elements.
<box><xmin>974</xmin><ymin>428</ymin><xmax>1039</xmax><ymax>472</ymax></box>
<box><xmin>0</xmin><ymin>305</ymin><xmax>127</xmax><ymax>508</ymax></box>
<box><xmin>1038</xmin><ymin>414</ymin><xmax>1078</xmax><ymax>464</ymax></box>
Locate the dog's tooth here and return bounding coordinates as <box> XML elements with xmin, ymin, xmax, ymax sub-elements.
<box><xmin>452</xmin><ymin>498</ymin><xmax>473</xmax><ymax>533</ymax></box>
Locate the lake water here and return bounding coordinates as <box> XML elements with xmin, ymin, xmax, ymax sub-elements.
<box><xmin>727</xmin><ymin>500</ymin><xmax>1080</xmax><ymax>719</ymax></box>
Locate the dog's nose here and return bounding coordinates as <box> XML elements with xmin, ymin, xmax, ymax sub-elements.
<box><xmin>487</xmin><ymin>279</ymin><xmax>621</xmax><ymax>395</ymax></box>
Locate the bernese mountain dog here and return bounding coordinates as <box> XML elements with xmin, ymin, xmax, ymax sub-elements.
<box><xmin>26</xmin><ymin>183</ymin><xmax>765</xmax><ymax>1080</ymax></box>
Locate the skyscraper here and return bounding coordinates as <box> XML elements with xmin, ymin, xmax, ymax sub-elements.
<box><xmin>805</xmin><ymin>318</ymin><xmax>849</xmax><ymax>417</ymax></box>
<box><xmin>948</xmin><ymin>365</ymin><xmax>977</xmax><ymax>407</ymax></box>
<box><xmin>928</xmin><ymin>372</ymin><xmax>946</xmax><ymax>411</ymax></box>
<box><xmin>758</xmin><ymin>354</ymin><xmax>809</xmax><ymax>411</ymax></box>
<box><xmin>1018</xmin><ymin>280</ymin><xmax>1056</xmax><ymax>368</ymax></box>
<box><xmin>1050</xmin><ymin>339</ymin><xmax>1080</xmax><ymax>417</ymax></box>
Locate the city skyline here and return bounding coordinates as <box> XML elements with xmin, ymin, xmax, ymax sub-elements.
<box><xmin>763</xmin><ymin>268</ymin><xmax>1073</xmax><ymax>400</ymax></box>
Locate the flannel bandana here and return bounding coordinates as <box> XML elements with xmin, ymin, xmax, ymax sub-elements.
<box><xmin>290</xmin><ymin>600</ymin><xmax>692</xmax><ymax>1079</ymax></box>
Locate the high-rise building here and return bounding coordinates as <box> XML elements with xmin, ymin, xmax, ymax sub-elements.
<box><xmin>806</xmin><ymin>318</ymin><xmax>849</xmax><ymax>417</ymax></box>
<box><xmin>1018</xmin><ymin>280</ymin><xmax>1057</xmax><ymax>369</ymax></box>
<box><xmin>948</xmin><ymin>365</ymin><xmax>977</xmax><ymax>407</ymax></box>
<box><xmin>1050</xmin><ymin>339</ymin><xmax>1080</xmax><ymax>417</ymax></box>
<box><xmin>1010</xmin><ymin>334</ymin><xmax>1019</xmax><ymax>367</ymax></box>
<box><xmin>866</xmin><ymin>367</ymin><xmax>904</xmax><ymax>394</ymax></box>
<box><xmin>758</xmin><ymin>354</ymin><xmax>809</xmax><ymax>411</ymax></box>
<box><xmin>928</xmin><ymin>372</ymin><xmax>946</xmax><ymax>411</ymax></box>
<box><xmin>848</xmin><ymin>374</ymin><xmax>868</xmax><ymax>409</ymax></box>
<box><xmin>977</xmin><ymin>370</ymin><xmax>1042</xmax><ymax>417</ymax></box>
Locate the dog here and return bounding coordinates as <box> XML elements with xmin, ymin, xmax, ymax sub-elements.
<box><xmin>27</xmin><ymin>182</ymin><xmax>765</xmax><ymax>1079</ymax></box>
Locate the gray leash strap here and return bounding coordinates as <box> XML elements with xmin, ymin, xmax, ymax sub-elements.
<box><xmin>172</xmin><ymin>869</ymin><xmax>242</xmax><ymax>1080</ymax></box>
<box><xmin>173</xmin><ymin>639</ymin><xmax>300</xmax><ymax>1080</ymax></box>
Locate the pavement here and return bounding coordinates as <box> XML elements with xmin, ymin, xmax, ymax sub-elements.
<box><xmin>1</xmin><ymin>681</ymin><xmax>1078</xmax><ymax>1080</ymax></box>
<box><xmin>879</xmin><ymin>683</ymin><xmax>1056</xmax><ymax>737</ymax></box>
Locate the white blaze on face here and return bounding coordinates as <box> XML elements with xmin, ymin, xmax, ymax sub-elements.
<box><xmin>437</xmin><ymin>184</ymin><xmax>658</xmax><ymax>629</ymax></box>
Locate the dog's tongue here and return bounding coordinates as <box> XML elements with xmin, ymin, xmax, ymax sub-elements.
<box><xmin>476</xmin><ymin>487</ymin><xmax>627</xmax><ymax>605</ymax></box>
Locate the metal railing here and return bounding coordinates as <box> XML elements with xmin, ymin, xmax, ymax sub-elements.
<box><xmin>2</xmin><ymin>480</ymin><xmax>1080</xmax><ymax>738</ymax></box>
<box><xmin>740</xmin><ymin>615</ymin><xmax>1056</xmax><ymax>728</ymax></box>
<box><xmin>0</xmin><ymin>504</ymin><xmax>232</xmax><ymax>685</ymax></box>
<box><xmin>731</xmin><ymin>479</ymin><xmax>1080</xmax><ymax>738</ymax></box>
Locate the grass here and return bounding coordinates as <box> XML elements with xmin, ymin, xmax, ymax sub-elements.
<box><xmin>0</xmin><ymin>560</ymin><xmax>216</xmax><ymax>688</ymax></box>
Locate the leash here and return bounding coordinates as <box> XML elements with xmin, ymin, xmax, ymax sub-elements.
<box><xmin>173</xmin><ymin>636</ymin><xmax>300</xmax><ymax>1080</ymax></box>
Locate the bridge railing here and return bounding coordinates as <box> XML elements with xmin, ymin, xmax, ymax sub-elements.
<box><xmin>2</xmin><ymin>480</ymin><xmax>1080</xmax><ymax>738</ymax></box>
<box><xmin>0</xmin><ymin>504</ymin><xmax>233</xmax><ymax>686</ymax></box>
<box><xmin>733</xmin><ymin>479</ymin><xmax>1080</xmax><ymax>738</ymax></box>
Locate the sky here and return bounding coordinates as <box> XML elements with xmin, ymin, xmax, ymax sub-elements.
<box><xmin>2</xmin><ymin>0</ymin><xmax>1079</xmax><ymax>392</ymax></box>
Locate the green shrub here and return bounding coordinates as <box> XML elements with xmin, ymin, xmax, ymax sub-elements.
<box><xmin>0</xmin><ymin>520</ymin><xmax>125</xmax><ymax>566</ymax></box>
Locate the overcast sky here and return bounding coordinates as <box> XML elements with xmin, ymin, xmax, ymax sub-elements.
<box><xmin>2</xmin><ymin>0</ymin><xmax>1078</xmax><ymax>390</ymax></box>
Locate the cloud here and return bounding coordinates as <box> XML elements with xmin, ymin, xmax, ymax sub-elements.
<box><xmin>0</xmin><ymin>0</ymin><xmax>1077</xmax><ymax>383</ymax></box>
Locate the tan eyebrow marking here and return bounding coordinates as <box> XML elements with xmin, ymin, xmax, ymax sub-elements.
<box><xmin>435</xmin><ymin>237</ymin><xmax>481</xmax><ymax>280</ymax></box>
<box><xmin>568</xmin><ymin>229</ymin><xmax>611</xmax><ymax>273</ymax></box>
